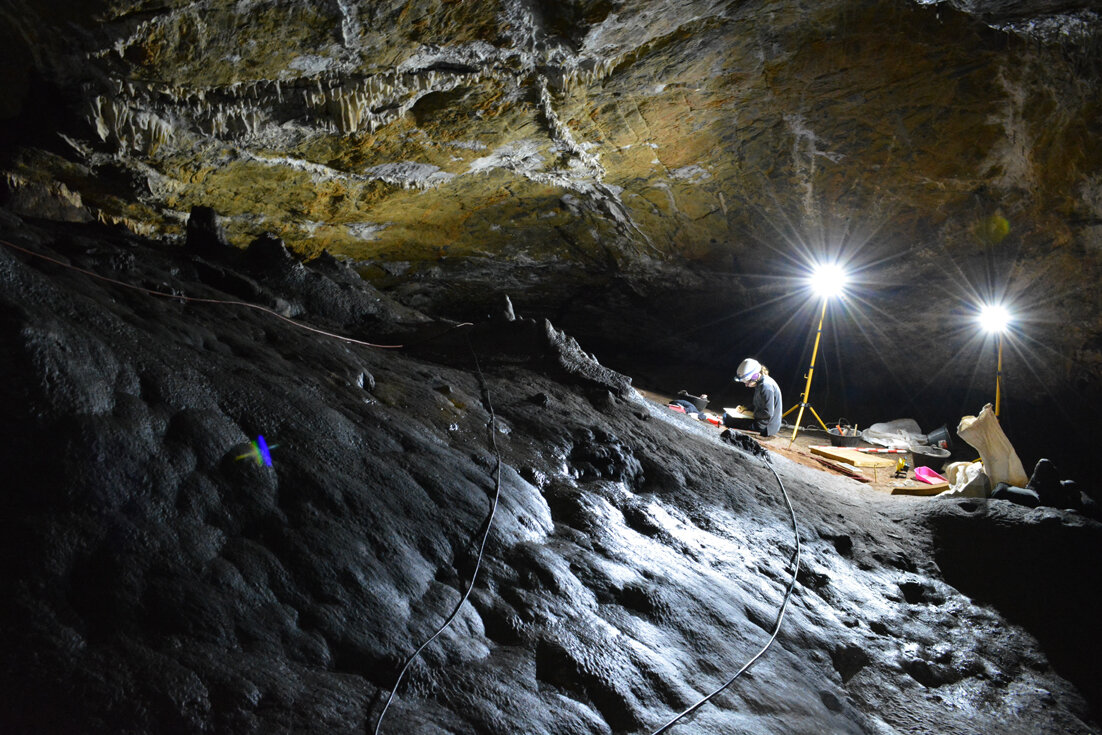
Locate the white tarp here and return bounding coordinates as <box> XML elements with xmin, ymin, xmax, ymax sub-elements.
<box><xmin>861</xmin><ymin>418</ymin><xmax>925</xmax><ymax>450</ymax></box>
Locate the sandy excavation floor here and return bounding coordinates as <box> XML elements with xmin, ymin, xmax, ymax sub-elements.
<box><xmin>636</xmin><ymin>387</ymin><xmax>961</xmax><ymax>497</ymax></box>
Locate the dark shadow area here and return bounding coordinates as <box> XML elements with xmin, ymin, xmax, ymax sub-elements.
<box><xmin>927</xmin><ymin>500</ymin><xmax>1102</xmax><ymax>723</ymax></box>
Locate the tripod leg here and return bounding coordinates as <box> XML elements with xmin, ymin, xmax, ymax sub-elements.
<box><xmin>806</xmin><ymin>404</ymin><xmax>831</xmax><ymax>433</ymax></box>
<box><xmin>788</xmin><ymin>299</ymin><xmax>828</xmax><ymax>445</ymax></box>
<box><xmin>789</xmin><ymin>404</ymin><xmax>808</xmax><ymax>444</ymax></box>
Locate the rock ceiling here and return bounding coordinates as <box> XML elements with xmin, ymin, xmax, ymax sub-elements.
<box><xmin>2</xmin><ymin>0</ymin><xmax>1101</xmax><ymax>465</ymax></box>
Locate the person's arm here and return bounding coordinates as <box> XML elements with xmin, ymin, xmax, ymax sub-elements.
<box><xmin>752</xmin><ymin>381</ymin><xmax>781</xmax><ymax>435</ymax></box>
<box><xmin>752</xmin><ymin>384</ymin><xmax>769</xmax><ymax>429</ymax></box>
<box><xmin>752</xmin><ymin>383</ymin><xmax>773</xmax><ymax>419</ymax></box>
<box><xmin>770</xmin><ymin>382</ymin><xmax>783</xmax><ymax>420</ymax></box>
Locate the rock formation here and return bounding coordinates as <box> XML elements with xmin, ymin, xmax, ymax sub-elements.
<box><xmin>1</xmin><ymin>1</ymin><xmax>1102</xmax><ymax>732</ymax></box>
<box><xmin>2</xmin><ymin>2</ymin><xmax>1101</xmax><ymax>467</ymax></box>
<box><xmin>2</xmin><ymin>212</ymin><xmax>1100</xmax><ymax>733</ymax></box>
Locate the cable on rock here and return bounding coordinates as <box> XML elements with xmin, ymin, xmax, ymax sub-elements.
<box><xmin>0</xmin><ymin>238</ymin><xmax>404</xmax><ymax>349</ymax></box>
<box><xmin>647</xmin><ymin>452</ymin><xmax>801</xmax><ymax>735</ymax></box>
<box><xmin>373</xmin><ymin>337</ymin><xmax>502</xmax><ymax>735</ymax></box>
<box><xmin>0</xmin><ymin>239</ymin><xmax>506</xmax><ymax>732</ymax></box>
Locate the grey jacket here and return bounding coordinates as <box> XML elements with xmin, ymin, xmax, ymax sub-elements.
<box><xmin>753</xmin><ymin>374</ymin><xmax>783</xmax><ymax>436</ymax></box>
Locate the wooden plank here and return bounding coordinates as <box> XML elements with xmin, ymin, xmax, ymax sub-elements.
<box><xmin>813</xmin><ymin>456</ymin><xmax>871</xmax><ymax>483</ymax></box>
<box><xmin>809</xmin><ymin>445</ymin><xmax>896</xmax><ymax>468</ymax></box>
<box><xmin>891</xmin><ymin>481</ymin><xmax>949</xmax><ymax>496</ymax></box>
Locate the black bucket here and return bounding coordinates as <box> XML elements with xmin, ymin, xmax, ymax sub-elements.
<box><xmin>827</xmin><ymin>427</ymin><xmax>861</xmax><ymax>447</ymax></box>
<box><xmin>925</xmin><ymin>425</ymin><xmax>952</xmax><ymax>451</ymax></box>
<box><xmin>912</xmin><ymin>446</ymin><xmax>951</xmax><ymax>469</ymax></box>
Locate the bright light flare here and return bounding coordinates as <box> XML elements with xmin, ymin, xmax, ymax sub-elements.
<box><xmin>978</xmin><ymin>303</ymin><xmax>1012</xmax><ymax>334</ymax></box>
<box><xmin>809</xmin><ymin>262</ymin><xmax>848</xmax><ymax>299</ymax></box>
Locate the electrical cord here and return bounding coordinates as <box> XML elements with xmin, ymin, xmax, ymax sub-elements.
<box><xmin>373</xmin><ymin>339</ymin><xmax>502</xmax><ymax>735</ymax></box>
<box><xmin>5</xmin><ymin>236</ymin><xmax>799</xmax><ymax>733</ymax></box>
<box><xmin>0</xmin><ymin>236</ymin><xmax>503</xmax><ymax>733</ymax></box>
<box><xmin>647</xmin><ymin>454</ymin><xmax>801</xmax><ymax>735</ymax></box>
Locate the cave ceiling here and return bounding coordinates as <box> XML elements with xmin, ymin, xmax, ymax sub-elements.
<box><xmin>2</xmin><ymin>0</ymin><xmax>1101</xmax><ymax>435</ymax></box>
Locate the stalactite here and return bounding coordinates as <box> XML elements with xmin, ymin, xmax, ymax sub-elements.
<box><xmin>88</xmin><ymin>96</ymin><xmax>175</xmax><ymax>154</ymax></box>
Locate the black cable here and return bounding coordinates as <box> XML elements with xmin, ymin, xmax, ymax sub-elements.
<box><xmin>372</xmin><ymin>341</ymin><xmax>502</xmax><ymax>735</ymax></box>
<box><xmin>0</xmin><ymin>237</ymin><xmax>507</xmax><ymax>733</ymax></box>
<box><xmin>6</xmin><ymin>236</ymin><xmax>800</xmax><ymax>732</ymax></box>
<box><xmin>647</xmin><ymin>454</ymin><xmax>801</xmax><ymax>735</ymax></box>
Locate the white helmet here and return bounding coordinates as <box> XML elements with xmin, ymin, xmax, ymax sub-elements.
<box><xmin>735</xmin><ymin>358</ymin><xmax>761</xmax><ymax>384</ymax></box>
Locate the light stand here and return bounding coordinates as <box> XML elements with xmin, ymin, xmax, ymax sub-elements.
<box><xmin>782</xmin><ymin>262</ymin><xmax>847</xmax><ymax>444</ymax></box>
<box><xmin>994</xmin><ymin>330</ymin><xmax>1004</xmax><ymax>416</ymax></box>
<box><xmin>979</xmin><ymin>303</ymin><xmax>1010</xmax><ymax>417</ymax></box>
<box><xmin>782</xmin><ymin>298</ymin><xmax>832</xmax><ymax>443</ymax></box>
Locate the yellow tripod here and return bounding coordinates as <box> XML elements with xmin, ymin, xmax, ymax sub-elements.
<box><xmin>782</xmin><ymin>298</ymin><xmax>832</xmax><ymax>444</ymax></box>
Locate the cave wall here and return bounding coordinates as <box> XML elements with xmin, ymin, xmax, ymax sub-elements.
<box><xmin>2</xmin><ymin>211</ymin><xmax>1099</xmax><ymax>734</ymax></box>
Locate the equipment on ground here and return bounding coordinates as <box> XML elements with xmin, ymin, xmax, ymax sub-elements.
<box><xmin>893</xmin><ymin>457</ymin><xmax>909</xmax><ymax>478</ymax></box>
<box><xmin>809</xmin><ymin>445</ymin><xmax>896</xmax><ymax>468</ymax></box>
<box><xmin>914</xmin><ymin>466</ymin><xmax>949</xmax><ymax>484</ymax></box>
<box><xmin>826</xmin><ymin>427</ymin><xmax>861</xmax><ymax>447</ymax></box>
<box><xmin>978</xmin><ymin>302</ymin><xmax>1011</xmax><ymax>416</ymax></box>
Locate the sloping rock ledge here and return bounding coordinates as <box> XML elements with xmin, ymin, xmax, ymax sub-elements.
<box><xmin>1</xmin><ymin>211</ymin><xmax>1099</xmax><ymax>734</ymax></box>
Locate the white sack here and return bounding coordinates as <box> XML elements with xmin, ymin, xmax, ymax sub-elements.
<box><xmin>942</xmin><ymin>460</ymin><xmax>989</xmax><ymax>498</ymax></box>
<box><xmin>956</xmin><ymin>403</ymin><xmax>1029</xmax><ymax>487</ymax></box>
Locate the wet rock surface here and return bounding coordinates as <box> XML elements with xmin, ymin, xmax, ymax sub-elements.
<box><xmin>2</xmin><ymin>216</ymin><xmax>1100</xmax><ymax>734</ymax></box>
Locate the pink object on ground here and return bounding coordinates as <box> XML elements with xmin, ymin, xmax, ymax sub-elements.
<box><xmin>914</xmin><ymin>466</ymin><xmax>948</xmax><ymax>484</ymax></box>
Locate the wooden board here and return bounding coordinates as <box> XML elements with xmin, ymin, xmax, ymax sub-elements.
<box><xmin>723</xmin><ymin>407</ymin><xmax>755</xmax><ymax>419</ymax></box>
<box><xmin>809</xmin><ymin>445</ymin><xmax>896</xmax><ymax>468</ymax></box>
<box><xmin>813</xmin><ymin>456</ymin><xmax>871</xmax><ymax>483</ymax></box>
<box><xmin>891</xmin><ymin>481</ymin><xmax>949</xmax><ymax>496</ymax></box>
